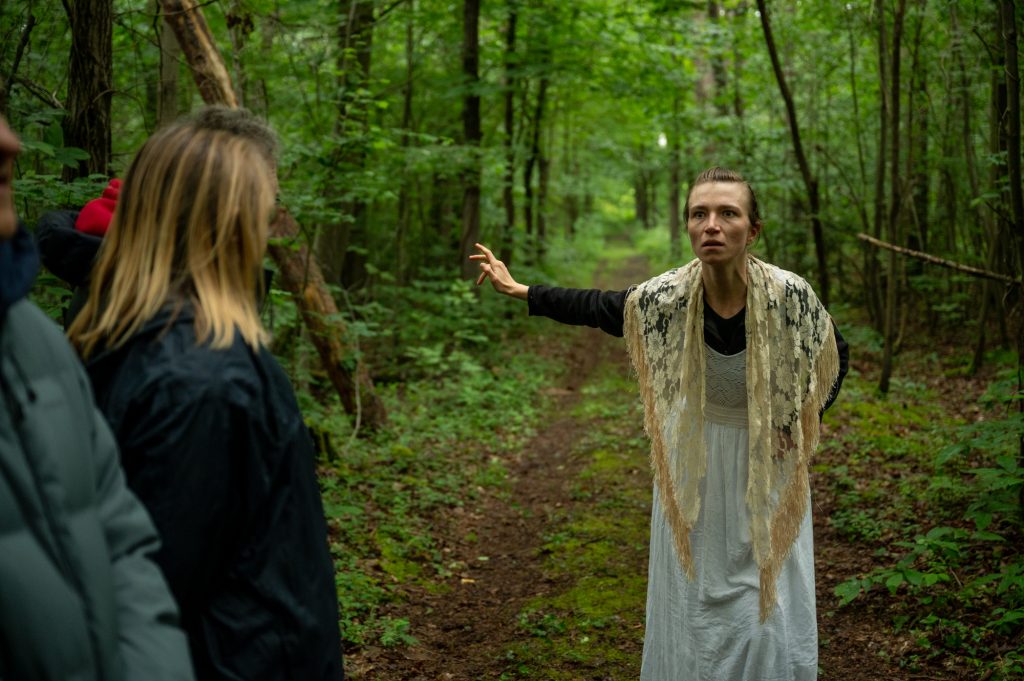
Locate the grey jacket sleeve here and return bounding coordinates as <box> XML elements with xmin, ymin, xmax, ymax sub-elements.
<box><xmin>87</xmin><ymin>366</ymin><xmax>196</xmax><ymax>681</ymax></box>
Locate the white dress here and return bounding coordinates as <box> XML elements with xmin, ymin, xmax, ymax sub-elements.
<box><xmin>640</xmin><ymin>345</ymin><xmax>818</xmax><ymax>681</ymax></box>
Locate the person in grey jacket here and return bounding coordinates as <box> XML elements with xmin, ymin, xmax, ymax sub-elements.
<box><xmin>0</xmin><ymin>116</ymin><xmax>195</xmax><ymax>681</ymax></box>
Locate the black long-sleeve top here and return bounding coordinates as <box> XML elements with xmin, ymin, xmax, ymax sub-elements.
<box><xmin>527</xmin><ymin>284</ymin><xmax>850</xmax><ymax>411</ymax></box>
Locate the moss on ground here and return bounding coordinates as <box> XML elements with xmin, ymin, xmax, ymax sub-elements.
<box><xmin>500</xmin><ymin>360</ymin><xmax>650</xmax><ymax>680</ymax></box>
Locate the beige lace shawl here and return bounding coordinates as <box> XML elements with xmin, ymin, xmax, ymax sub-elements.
<box><xmin>623</xmin><ymin>256</ymin><xmax>839</xmax><ymax>623</ymax></box>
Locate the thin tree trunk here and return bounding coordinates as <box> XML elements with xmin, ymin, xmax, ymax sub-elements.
<box><xmin>880</xmin><ymin>0</ymin><xmax>908</xmax><ymax>394</ymax></box>
<box><xmin>528</xmin><ymin>66</ymin><xmax>549</xmax><ymax>261</ymax></box>
<box><xmin>1002</xmin><ymin>0</ymin><xmax>1024</xmax><ymax>265</ymax></box>
<box><xmin>269</xmin><ymin>211</ymin><xmax>388</xmax><ymax>429</ymax></box>
<box><xmin>458</xmin><ymin>0</ymin><xmax>482</xmax><ymax>279</ymax></box>
<box><xmin>523</xmin><ymin>106</ymin><xmax>535</xmax><ymax>242</ymax></box>
<box><xmin>708</xmin><ymin>0</ymin><xmax>729</xmax><ymax>117</ymax></box>
<box><xmin>1</xmin><ymin>12</ymin><xmax>36</xmax><ymax>117</ymax></box>
<box><xmin>225</xmin><ymin>1</ymin><xmax>251</xmax><ymax>107</ymax></box>
<box><xmin>62</xmin><ymin>0</ymin><xmax>113</xmax><ymax>180</ymax></box>
<box><xmin>333</xmin><ymin>0</ymin><xmax>374</xmax><ymax>290</ymax></box>
<box><xmin>635</xmin><ymin>146</ymin><xmax>649</xmax><ymax>226</ymax></box>
<box><xmin>500</xmin><ymin>4</ymin><xmax>517</xmax><ymax>264</ymax></box>
<box><xmin>250</xmin><ymin>7</ymin><xmax>278</xmax><ymax>117</ymax></box>
<box><xmin>157</xmin><ymin>6</ymin><xmax>181</xmax><ymax>127</ymax></box>
<box><xmin>870</xmin><ymin>0</ymin><xmax>890</xmax><ymax>335</ymax></box>
<box><xmin>395</xmin><ymin>0</ymin><xmax>415</xmax><ymax>282</ymax></box>
<box><xmin>668</xmin><ymin>96</ymin><xmax>682</xmax><ymax>259</ymax></box>
<box><xmin>756</xmin><ymin>0</ymin><xmax>829</xmax><ymax>306</ymax></box>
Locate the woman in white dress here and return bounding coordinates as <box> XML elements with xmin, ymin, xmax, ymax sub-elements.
<box><xmin>471</xmin><ymin>167</ymin><xmax>848</xmax><ymax>680</ymax></box>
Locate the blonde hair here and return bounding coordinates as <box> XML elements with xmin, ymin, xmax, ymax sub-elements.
<box><xmin>69</xmin><ymin>111</ymin><xmax>275</xmax><ymax>358</ymax></box>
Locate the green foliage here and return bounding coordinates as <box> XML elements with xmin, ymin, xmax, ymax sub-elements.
<box><xmin>272</xmin><ymin>264</ymin><xmax>573</xmax><ymax>643</ymax></box>
<box><xmin>829</xmin><ymin>343</ymin><xmax>1024</xmax><ymax>676</ymax></box>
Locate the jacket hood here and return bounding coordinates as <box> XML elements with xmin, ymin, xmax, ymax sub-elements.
<box><xmin>0</xmin><ymin>226</ymin><xmax>39</xmax><ymax>322</ymax></box>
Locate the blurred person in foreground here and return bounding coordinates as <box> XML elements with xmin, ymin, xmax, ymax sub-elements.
<box><xmin>0</xmin><ymin>115</ymin><xmax>194</xmax><ymax>680</ymax></box>
<box><xmin>65</xmin><ymin>107</ymin><xmax>344</xmax><ymax>681</ymax></box>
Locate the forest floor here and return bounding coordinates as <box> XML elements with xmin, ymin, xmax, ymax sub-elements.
<box><xmin>343</xmin><ymin>251</ymin><xmax>1017</xmax><ymax>680</ymax></box>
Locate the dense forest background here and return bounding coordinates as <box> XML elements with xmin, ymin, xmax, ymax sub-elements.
<box><xmin>2</xmin><ymin>0</ymin><xmax>1023</xmax><ymax>678</ymax></box>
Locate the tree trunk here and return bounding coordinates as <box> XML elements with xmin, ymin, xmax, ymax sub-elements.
<box><xmin>635</xmin><ymin>146</ymin><xmax>649</xmax><ymax>226</ymax></box>
<box><xmin>157</xmin><ymin>5</ymin><xmax>181</xmax><ymax>128</ymax></box>
<box><xmin>668</xmin><ymin>96</ymin><xmax>682</xmax><ymax>259</ymax></box>
<box><xmin>458</xmin><ymin>0</ymin><xmax>482</xmax><ymax>279</ymax></box>
<box><xmin>333</xmin><ymin>0</ymin><xmax>375</xmax><ymax>290</ymax></box>
<box><xmin>756</xmin><ymin>0</ymin><xmax>829</xmax><ymax>307</ymax></box>
<box><xmin>870</xmin><ymin>0</ymin><xmax>890</xmax><ymax>335</ymax></box>
<box><xmin>269</xmin><ymin>211</ymin><xmax>388</xmax><ymax>429</ymax></box>
<box><xmin>879</xmin><ymin>0</ymin><xmax>908</xmax><ymax>395</ymax></box>
<box><xmin>708</xmin><ymin>0</ymin><xmax>729</xmax><ymax>117</ymax></box>
<box><xmin>908</xmin><ymin>22</ymin><xmax>929</xmax><ymax>257</ymax></box>
<box><xmin>395</xmin><ymin>0</ymin><xmax>415</xmax><ymax>282</ymax></box>
<box><xmin>1002</xmin><ymin>0</ymin><xmax>1024</xmax><ymax>267</ymax></box>
<box><xmin>998</xmin><ymin>0</ymin><xmax>1024</xmax><ymax>519</ymax></box>
<box><xmin>160</xmin><ymin>0</ymin><xmax>238</xmax><ymax>107</ymax></box>
<box><xmin>62</xmin><ymin>0</ymin><xmax>113</xmax><ymax>180</ymax></box>
<box><xmin>500</xmin><ymin>3</ymin><xmax>517</xmax><ymax>264</ymax></box>
<box><xmin>523</xmin><ymin>61</ymin><xmax>549</xmax><ymax>261</ymax></box>
<box><xmin>161</xmin><ymin>0</ymin><xmax>386</xmax><ymax>428</ymax></box>
<box><xmin>1</xmin><ymin>12</ymin><xmax>37</xmax><ymax>117</ymax></box>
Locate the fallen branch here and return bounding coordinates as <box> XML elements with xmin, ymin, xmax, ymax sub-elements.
<box><xmin>856</xmin><ymin>233</ymin><xmax>1021</xmax><ymax>285</ymax></box>
<box><xmin>12</xmin><ymin>76</ymin><xmax>62</xmax><ymax>109</ymax></box>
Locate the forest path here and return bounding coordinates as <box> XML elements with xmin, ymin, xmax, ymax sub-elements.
<box><xmin>346</xmin><ymin>250</ymin><xmax>936</xmax><ymax>680</ymax></box>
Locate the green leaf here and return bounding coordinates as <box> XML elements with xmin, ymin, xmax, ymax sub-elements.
<box><xmin>834</xmin><ymin>579</ymin><xmax>866</xmax><ymax>606</ymax></box>
<box><xmin>885</xmin><ymin>573</ymin><xmax>905</xmax><ymax>593</ymax></box>
<box><xmin>971</xmin><ymin>530</ymin><xmax>1005</xmax><ymax>542</ymax></box>
<box><xmin>52</xmin><ymin>146</ymin><xmax>91</xmax><ymax>168</ymax></box>
<box><xmin>21</xmin><ymin>139</ymin><xmax>55</xmax><ymax>157</ymax></box>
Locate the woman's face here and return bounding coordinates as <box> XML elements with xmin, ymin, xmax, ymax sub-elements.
<box><xmin>686</xmin><ymin>181</ymin><xmax>760</xmax><ymax>268</ymax></box>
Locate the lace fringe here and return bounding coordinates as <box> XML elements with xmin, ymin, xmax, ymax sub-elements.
<box><xmin>625</xmin><ymin>260</ymin><xmax>841</xmax><ymax>624</ymax></box>
<box><xmin>625</xmin><ymin>298</ymin><xmax>696</xmax><ymax>579</ymax></box>
<box><xmin>758</xmin><ymin>319</ymin><xmax>841</xmax><ymax>622</ymax></box>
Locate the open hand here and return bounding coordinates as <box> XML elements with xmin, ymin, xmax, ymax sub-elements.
<box><xmin>469</xmin><ymin>243</ymin><xmax>528</xmax><ymax>300</ymax></box>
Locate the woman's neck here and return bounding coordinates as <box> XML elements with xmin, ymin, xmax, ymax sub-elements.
<box><xmin>701</xmin><ymin>259</ymin><xmax>748</xmax><ymax>318</ymax></box>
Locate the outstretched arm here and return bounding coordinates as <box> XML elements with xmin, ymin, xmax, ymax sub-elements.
<box><xmin>470</xmin><ymin>243</ymin><xmax>529</xmax><ymax>299</ymax></box>
<box><xmin>469</xmin><ymin>242</ymin><xmax>631</xmax><ymax>337</ymax></box>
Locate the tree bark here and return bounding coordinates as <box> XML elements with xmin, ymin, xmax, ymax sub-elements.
<box><xmin>635</xmin><ymin>146</ymin><xmax>649</xmax><ymax>227</ymax></box>
<box><xmin>62</xmin><ymin>0</ymin><xmax>113</xmax><ymax>180</ymax></box>
<box><xmin>269</xmin><ymin>211</ymin><xmax>388</xmax><ymax>429</ymax></box>
<box><xmin>668</xmin><ymin>95</ymin><xmax>682</xmax><ymax>259</ymax></box>
<box><xmin>1002</xmin><ymin>0</ymin><xmax>1024</xmax><ymax>266</ymax></box>
<box><xmin>708</xmin><ymin>0</ymin><xmax>729</xmax><ymax>117</ymax></box>
<box><xmin>161</xmin><ymin>0</ymin><xmax>387</xmax><ymax>428</ymax></box>
<box><xmin>756</xmin><ymin>0</ymin><xmax>829</xmax><ymax>307</ymax></box>
<box><xmin>1</xmin><ymin>12</ymin><xmax>36</xmax><ymax>117</ymax></box>
<box><xmin>160</xmin><ymin>0</ymin><xmax>237</xmax><ymax>107</ymax></box>
<box><xmin>879</xmin><ymin>0</ymin><xmax>908</xmax><ymax>394</ymax></box>
<box><xmin>869</xmin><ymin>0</ymin><xmax>890</xmax><ymax>335</ymax></box>
<box><xmin>395</xmin><ymin>0</ymin><xmax>415</xmax><ymax>282</ymax></box>
<box><xmin>998</xmin><ymin>0</ymin><xmax>1024</xmax><ymax>519</ymax></box>
<box><xmin>157</xmin><ymin>6</ymin><xmax>181</xmax><ymax>128</ymax></box>
<box><xmin>458</xmin><ymin>0</ymin><xmax>483</xmax><ymax>279</ymax></box>
<box><xmin>323</xmin><ymin>0</ymin><xmax>375</xmax><ymax>290</ymax></box>
<box><xmin>500</xmin><ymin>4</ymin><xmax>517</xmax><ymax>264</ymax></box>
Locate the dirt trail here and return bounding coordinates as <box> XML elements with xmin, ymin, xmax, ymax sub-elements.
<box><xmin>347</xmin><ymin>254</ymin><xmax>915</xmax><ymax>680</ymax></box>
<box><xmin>352</xmin><ymin>337</ymin><xmax>609</xmax><ymax>680</ymax></box>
